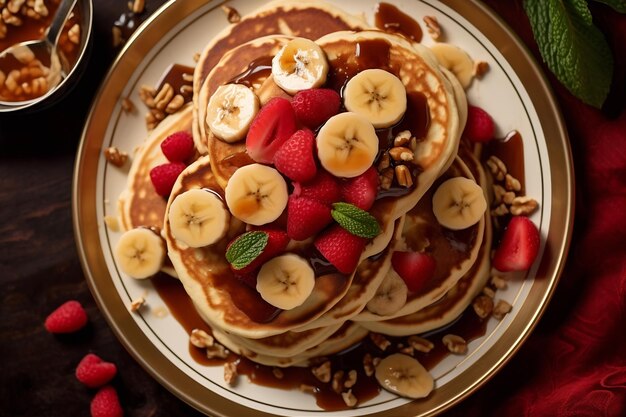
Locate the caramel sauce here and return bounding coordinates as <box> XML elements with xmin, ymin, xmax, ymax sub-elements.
<box><xmin>228</xmin><ymin>56</ymin><xmax>273</xmax><ymax>88</ymax></box>
<box><xmin>156</xmin><ymin>63</ymin><xmax>194</xmax><ymax>104</ymax></box>
<box><xmin>485</xmin><ymin>130</ymin><xmax>526</xmax><ymax>192</ymax></box>
<box><xmin>374</xmin><ymin>2</ymin><xmax>423</xmax><ymax>43</ymax></box>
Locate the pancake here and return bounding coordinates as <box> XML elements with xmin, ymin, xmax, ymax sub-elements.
<box><xmin>192</xmin><ymin>0</ymin><xmax>367</xmax><ymax>153</ymax></box>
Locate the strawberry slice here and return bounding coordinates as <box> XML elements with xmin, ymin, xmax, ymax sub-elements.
<box><xmin>341</xmin><ymin>167</ymin><xmax>380</xmax><ymax>210</ymax></box>
<box><xmin>246</xmin><ymin>97</ymin><xmax>297</xmax><ymax>163</ymax></box>
<box><xmin>292</xmin><ymin>170</ymin><xmax>342</xmax><ymax>205</ymax></box>
<box><xmin>391</xmin><ymin>251</ymin><xmax>436</xmax><ymax>293</ymax></box>
<box><xmin>314</xmin><ymin>224</ymin><xmax>367</xmax><ymax>274</ymax></box>
<box><xmin>286</xmin><ymin>195</ymin><xmax>333</xmax><ymax>240</ymax></box>
<box><xmin>226</xmin><ymin>228</ymin><xmax>290</xmax><ymax>275</ymax></box>
<box><xmin>493</xmin><ymin>216</ymin><xmax>540</xmax><ymax>272</ymax></box>
<box><xmin>464</xmin><ymin>105</ymin><xmax>495</xmax><ymax>143</ymax></box>
<box><xmin>273</xmin><ymin>129</ymin><xmax>317</xmax><ymax>182</ymax></box>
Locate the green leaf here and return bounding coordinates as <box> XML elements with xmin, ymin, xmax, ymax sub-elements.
<box><xmin>524</xmin><ymin>0</ymin><xmax>614</xmax><ymax>108</ymax></box>
<box><xmin>590</xmin><ymin>0</ymin><xmax>626</xmax><ymax>13</ymax></box>
<box><xmin>331</xmin><ymin>202</ymin><xmax>381</xmax><ymax>238</ymax></box>
<box><xmin>225</xmin><ymin>231</ymin><xmax>268</xmax><ymax>270</ymax></box>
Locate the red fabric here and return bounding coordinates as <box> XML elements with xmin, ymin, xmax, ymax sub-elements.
<box><xmin>442</xmin><ymin>2</ymin><xmax>626</xmax><ymax>416</ymax></box>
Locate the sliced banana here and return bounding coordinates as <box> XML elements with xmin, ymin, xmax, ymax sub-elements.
<box><xmin>366</xmin><ymin>270</ymin><xmax>408</xmax><ymax>316</ymax></box>
<box><xmin>272</xmin><ymin>37</ymin><xmax>329</xmax><ymax>94</ymax></box>
<box><xmin>168</xmin><ymin>188</ymin><xmax>230</xmax><ymax>248</ymax></box>
<box><xmin>256</xmin><ymin>253</ymin><xmax>315</xmax><ymax>310</ymax></box>
<box><xmin>225</xmin><ymin>163</ymin><xmax>288</xmax><ymax>226</ymax></box>
<box><xmin>432</xmin><ymin>177</ymin><xmax>486</xmax><ymax>230</ymax></box>
<box><xmin>343</xmin><ymin>69</ymin><xmax>407</xmax><ymax>128</ymax></box>
<box><xmin>206</xmin><ymin>83</ymin><xmax>260</xmax><ymax>143</ymax></box>
<box><xmin>429</xmin><ymin>43</ymin><xmax>474</xmax><ymax>89</ymax></box>
<box><xmin>375</xmin><ymin>353</ymin><xmax>434</xmax><ymax>399</ymax></box>
<box><xmin>114</xmin><ymin>228</ymin><xmax>165</xmax><ymax>279</ymax></box>
<box><xmin>316</xmin><ymin>112</ymin><xmax>379</xmax><ymax>178</ymax></box>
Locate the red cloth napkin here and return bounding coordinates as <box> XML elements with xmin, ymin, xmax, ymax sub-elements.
<box><xmin>443</xmin><ymin>1</ymin><xmax>626</xmax><ymax>416</ymax></box>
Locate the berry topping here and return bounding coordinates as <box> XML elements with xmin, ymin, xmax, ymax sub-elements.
<box><xmin>291</xmin><ymin>88</ymin><xmax>341</xmax><ymax>129</ymax></box>
<box><xmin>44</xmin><ymin>300</ymin><xmax>88</xmax><ymax>334</ymax></box>
<box><xmin>341</xmin><ymin>166</ymin><xmax>380</xmax><ymax>210</ymax></box>
<box><xmin>292</xmin><ymin>170</ymin><xmax>342</xmax><ymax>205</ymax></box>
<box><xmin>226</xmin><ymin>229</ymin><xmax>290</xmax><ymax>275</ymax></box>
<box><xmin>149</xmin><ymin>162</ymin><xmax>186</xmax><ymax>197</ymax></box>
<box><xmin>464</xmin><ymin>105</ymin><xmax>495</xmax><ymax>142</ymax></box>
<box><xmin>246</xmin><ymin>97</ymin><xmax>297</xmax><ymax>163</ymax></box>
<box><xmin>493</xmin><ymin>216</ymin><xmax>540</xmax><ymax>272</ymax></box>
<box><xmin>160</xmin><ymin>131</ymin><xmax>195</xmax><ymax>162</ymax></box>
<box><xmin>314</xmin><ymin>224</ymin><xmax>367</xmax><ymax>274</ymax></box>
<box><xmin>286</xmin><ymin>195</ymin><xmax>333</xmax><ymax>241</ymax></box>
<box><xmin>273</xmin><ymin>129</ymin><xmax>317</xmax><ymax>182</ymax></box>
<box><xmin>76</xmin><ymin>353</ymin><xmax>118</xmax><ymax>388</ymax></box>
<box><xmin>391</xmin><ymin>251</ymin><xmax>436</xmax><ymax>293</ymax></box>
<box><xmin>90</xmin><ymin>386</ymin><xmax>124</xmax><ymax>417</ymax></box>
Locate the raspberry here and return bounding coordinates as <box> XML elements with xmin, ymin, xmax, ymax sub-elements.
<box><xmin>44</xmin><ymin>300</ymin><xmax>88</xmax><ymax>334</ymax></box>
<box><xmin>149</xmin><ymin>162</ymin><xmax>186</xmax><ymax>196</ymax></box>
<box><xmin>286</xmin><ymin>195</ymin><xmax>333</xmax><ymax>241</ymax></box>
<box><xmin>76</xmin><ymin>353</ymin><xmax>118</xmax><ymax>388</ymax></box>
<box><xmin>90</xmin><ymin>386</ymin><xmax>123</xmax><ymax>417</ymax></box>
<box><xmin>291</xmin><ymin>88</ymin><xmax>341</xmax><ymax>129</ymax></box>
<box><xmin>273</xmin><ymin>129</ymin><xmax>317</xmax><ymax>182</ymax></box>
<box><xmin>464</xmin><ymin>105</ymin><xmax>495</xmax><ymax>142</ymax></box>
<box><xmin>160</xmin><ymin>131</ymin><xmax>195</xmax><ymax>162</ymax></box>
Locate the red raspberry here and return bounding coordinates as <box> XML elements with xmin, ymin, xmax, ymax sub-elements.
<box><xmin>292</xmin><ymin>170</ymin><xmax>342</xmax><ymax>205</ymax></box>
<box><xmin>291</xmin><ymin>88</ymin><xmax>341</xmax><ymax>129</ymax></box>
<box><xmin>273</xmin><ymin>129</ymin><xmax>317</xmax><ymax>182</ymax></box>
<box><xmin>464</xmin><ymin>105</ymin><xmax>495</xmax><ymax>142</ymax></box>
<box><xmin>314</xmin><ymin>224</ymin><xmax>367</xmax><ymax>274</ymax></box>
<box><xmin>341</xmin><ymin>167</ymin><xmax>380</xmax><ymax>210</ymax></box>
<box><xmin>76</xmin><ymin>353</ymin><xmax>118</xmax><ymax>388</ymax></box>
<box><xmin>149</xmin><ymin>162</ymin><xmax>186</xmax><ymax>196</ymax></box>
<box><xmin>90</xmin><ymin>386</ymin><xmax>123</xmax><ymax>417</ymax></box>
<box><xmin>44</xmin><ymin>300</ymin><xmax>88</xmax><ymax>334</ymax></box>
<box><xmin>286</xmin><ymin>195</ymin><xmax>333</xmax><ymax>241</ymax></box>
<box><xmin>160</xmin><ymin>131</ymin><xmax>195</xmax><ymax>162</ymax></box>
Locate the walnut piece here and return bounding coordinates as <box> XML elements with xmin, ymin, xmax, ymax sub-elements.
<box><xmin>224</xmin><ymin>362</ymin><xmax>238</xmax><ymax>386</ymax></box>
<box><xmin>408</xmin><ymin>335</ymin><xmax>434</xmax><ymax>353</ymax></box>
<box><xmin>206</xmin><ymin>343</ymin><xmax>229</xmax><ymax>359</ymax></box>
<box><xmin>272</xmin><ymin>368</ymin><xmax>284</xmax><ymax>379</ymax></box>
<box><xmin>129</xmin><ymin>296</ymin><xmax>145</xmax><ymax>312</ymax></box>
<box><xmin>389</xmin><ymin>146</ymin><xmax>414</xmax><ymax>162</ymax></box>
<box><xmin>379</xmin><ymin>167</ymin><xmax>394</xmax><ymax>190</ymax></box>
<box><xmin>395</xmin><ymin>165</ymin><xmax>413</xmax><ymax>188</ymax></box>
<box><xmin>491</xmin><ymin>275</ymin><xmax>508</xmax><ymax>290</ymax></box>
<box><xmin>221</xmin><ymin>4</ymin><xmax>241</xmax><ymax>23</ymax></box>
<box><xmin>190</xmin><ymin>329</ymin><xmax>214</xmax><ymax>348</ymax></box>
<box><xmin>342</xmin><ymin>390</ymin><xmax>357</xmax><ymax>407</ymax></box>
<box><xmin>311</xmin><ymin>360</ymin><xmax>331</xmax><ymax>383</ymax></box>
<box><xmin>423</xmin><ymin>15</ymin><xmax>441</xmax><ymax>40</ymax></box>
<box><xmin>486</xmin><ymin>155</ymin><xmax>507</xmax><ymax>181</ymax></box>
<box><xmin>442</xmin><ymin>334</ymin><xmax>468</xmax><ymax>354</ymax></box>
<box><xmin>505</xmin><ymin>173</ymin><xmax>522</xmax><ymax>192</ymax></box>
<box><xmin>493</xmin><ymin>299</ymin><xmax>513</xmax><ymax>320</ymax></box>
<box><xmin>472</xmin><ymin>294</ymin><xmax>494</xmax><ymax>319</ymax></box>
<box><xmin>344</xmin><ymin>370</ymin><xmax>357</xmax><ymax>388</ymax></box>
<box><xmin>331</xmin><ymin>370</ymin><xmax>345</xmax><ymax>393</ymax></box>
<box><xmin>393</xmin><ymin>130</ymin><xmax>411</xmax><ymax>147</ymax></box>
<box><xmin>104</xmin><ymin>146</ymin><xmax>128</xmax><ymax>167</ymax></box>
<box><xmin>474</xmin><ymin>61</ymin><xmax>490</xmax><ymax>78</ymax></box>
<box><xmin>510</xmin><ymin>196</ymin><xmax>538</xmax><ymax>216</ymax></box>
<box><xmin>370</xmin><ymin>333</ymin><xmax>391</xmax><ymax>351</ymax></box>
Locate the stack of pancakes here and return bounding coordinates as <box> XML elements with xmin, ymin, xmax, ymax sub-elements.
<box><xmin>118</xmin><ymin>0</ymin><xmax>492</xmax><ymax>368</ymax></box>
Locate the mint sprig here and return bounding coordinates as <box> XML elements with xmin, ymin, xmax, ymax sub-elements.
<box><xmin>225</xmin><ymin>231</ymin><xmax>268</xmax><ymax>270</ymax></box>
<box><xmin>331</xmin><ymin>202</ymin><xmax>381</xmax><ymax>238</ymax></box>
<box><xmin>524</xmin><ymin>0</ymin><xmax>616</xmax><ymax>108</ymax></box>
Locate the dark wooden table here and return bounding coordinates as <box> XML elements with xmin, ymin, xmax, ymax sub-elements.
<box><xmin>1</xmin><ymin>1</ymin><xmax>624</xmax><ymax>417</ymax></box>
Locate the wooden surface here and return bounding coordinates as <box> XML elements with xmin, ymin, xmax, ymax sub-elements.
<box><xmin>0</xmin><ymin>1</ymin><xmax>623</xmax><ymax>417</ymax></box>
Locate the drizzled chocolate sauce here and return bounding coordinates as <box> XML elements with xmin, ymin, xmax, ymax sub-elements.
<box><xmin>156</xmin><ymin>63</ymin><xmax>195</xmax><ymax>104</ymax></box>
<box><xmin>374</xmin><ymin>2</ymin><xmax>423</xmax><ymax>43</ymax></box>
<box><xmin>228</xmin><ymin>56</ymin><xmax>273</xmax><ymax>87</ymax></box>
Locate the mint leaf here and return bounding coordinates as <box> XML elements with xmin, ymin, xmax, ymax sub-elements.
<box><xmin>524</xmin><ymin>0</ymin><xmax>613</xmax><ymax>108</ymax></box>
<box><xmin>331</xmin><ymin>202</ymin><xmax>380</xmax><ymax>238</ymax></box>
<box><xmin>225</xmin><ymin>231</ymin><xmax>268</xmax><ymax>270</ymax></box>
<box><xmin>591</xmin><ymin>0</ymin><xmax>626</xmax><ymax>12</ymax></box>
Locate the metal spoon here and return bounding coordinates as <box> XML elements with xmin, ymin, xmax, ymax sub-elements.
<box><xmin>0</xmin><ymin>0</ymin><xmax>78</xmax><ymax>105</ymax></box>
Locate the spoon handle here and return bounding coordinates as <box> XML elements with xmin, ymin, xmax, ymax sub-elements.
<box><xmin>45</xmin><ymin>0</ymin><xmax>79</xmax><ymax>47</ymax></box>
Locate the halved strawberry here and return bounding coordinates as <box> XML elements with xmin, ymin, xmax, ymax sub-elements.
<box><xmin>341</xmin><ymin>167</ymin><xmax>380</xmax><ymax>210</ymax></box>
<box><xmin>246</xmin><ymin>97</ymin><xmax>297</xmax><ymax>163</ymax></box>
<box><xmin>463</xmin><ymin>105</ymin><xmax>495</xmax><ymax>143</ymax></box>
<box><xmin>286</xmin><ymin>195</ymin><xmax>333</xmax><ymax>240</ymax></box>
<box><xmin>292</xmin><ymin>170</ymin><xmax>342</xmax><ymax>205</ymax></box>
<box><xmin>227</xmin><ymin>229</ymin><xmax>290</xmax><ymax>275</ymax></box>
<box><xmin>314</xmin><ymin>224</ymin><xmax>367</xmax><ymax>274</ymax></box>
<box><xmin>273</xmin><ymin>129</ymin><xmax>317</xmax><ymax>182</ymax></box>
<box><xmin>391</xmin><ymin>251</ymin><xmax>436</xmax><ymax>293</ymax></box>
<box><xmin>493</xmin><ymin>216</ymin><xmax>540</xmax><ymax>272</ymax></box>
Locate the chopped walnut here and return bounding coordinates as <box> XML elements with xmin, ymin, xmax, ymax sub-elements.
<box><xmin>154</xmin><ymin>83</ymin><xmax>174</xmax><ymax>110</ymax></box>
<box><xmin>395</xmin><ymin>165</ymin><xmax>413</xmax><ymax>187</ymax></box>
<box><xmin>493</xmin><ymin>299</ymin><xmax>512</xmax><ymax>320</ymax></box>
<box><xmin>165</xmin><ymin>94</ymin><xmax>185</xmax><ymax>113</ymax></box>
<box><xmin>491</xmin><ymin>203</ymin><xmax>509</xmax><ymax>217</ymax></box>
<box><xmin>344</xmin><ymin>370</ymin><xmax>357</xmax><ymax>388</ymax></box>
<box><xmin>473</xmin><ymin>61</ymin><xmax>490</xmax><ymax>78</ymax></box>
<box><xmin>68</xmin><ymin>23</ymin><xmax>80</xmax><ymax>44</ymax></box>
<box><xmin>486</xmin><ymin>155</ymin><xmax>507</xmax><ymax>181</ymax></box>
<box><xmin>311</xmin><ymin>360</ymin><xmax>331</xmax><ymax>383</ymax></box>
<box><xmin>272</xmin><ymin>368</ymin><xmax>284</xmax><ymax>379</ymax></box>
<box><xmin>121</xmin><ymin>97</ymin><xmax>135</xmax><ymax>113</ymax></box>
<box><xmin>370</xmin><ymin>333</ymin><xmax>391</xmax><ymax>351</ymax></box>
<box><xmin>393</xmin><ymin>130</ymin><xmax>411</xmax><ymax>147</ymax></box>
<box><xmin>399</xmin><ymin>345</ymin><xmax>415</xmax><ymax>355</ymax></box>
<box><xmin>379</xmin><ymin>167</ymin><xmax>394</xmax><ymax>190</ymax></box>
<box><xmin>377</xmin><ymin>152</ymin><xmax>391</xmax><ymax>171</ymax></box>
<box><xmin>423</xmin><ymin>15</ymin><xmax>441</xmax><ymax>41</ymax></box>
<box><xmin>491</xmin><ymin>275</ymin><xmax>508</xmax><ymax>290</ymax></box>
<box><xmin>300</xmin><ymin>384</ymin><xmax>316</xmax><ymax>394</ymax></box>
<box><xmin>331</xmin><ymin>370</ymin><xmax>345</xmax><ymax>393</ymax></box>
<box><xmin>111</xmin><ymin>26</ymin><xmax>124</xmax><ymax>47</ymax></box>
<box><xmin>221</xmin><ymin>4</ymin><xmax>241</xmax><ymax>23</ymax></box>
<box><xmin>408</xmin><ymin>335</ymin><xmax>434</xmax><ymax>353</ymax></box>
<box><xmin>442</xmin><ymin>334</ymin><xmax>468</xmax><ymax>355</ymax></box>
<box><xmin>505</xmin><ymin>173</ymin><xmax>522</xmax><ymax>192</ymax></box>
<box><xmin>224</xmin><ymin>362</ymin><xmax>238</xmax><ymax>386</ymax></box>
<box><xmin>510</xmin><ymin>196</ymin><xmax>538</xmax><ymax>216</ymax></box>
<box><xmin>103</xmin><ymin>215</ymin><xmax>120</xmax><ymax>232</ymax></box>
<box><xmin>363</xmin><ymin>353</ymin><xmax>375</xmax><ymax>377</ymax></box>
<box><xmin>472</xmin><ymin>294</ymin><xmax>494</xmax><ymax>319</ymax></box>
<box><xmin>206</xmin><ymin>343</ymin><xmax>229</xmax><ymax>359</ymax></box>
<box><xmin>190</xmin><ymin>329</ymin><xmax>214</xmax><ymax>348</ymax></box>
<box><xmin>389</xmin><ymin>146</ymin><xmax>414</xmax><ymax>162</ymax></box>
<box><xmin>342</xmin><ymin>390</ymin><xmax>357</xmax><ymax>407</ymax></box>
<box><xmin>481</xmin><ymin>286</ymin><xmax>496</xmax><ymax>298</ymax></box>
<box><xmin>104</xmin><ymin>147</ymin><xmax>129</xmax><ymax>167</ymax></box>
<box><xmin>129</xmin><ymin>296</ymin><xmax>145</xmax><ymax>312</ymax></box>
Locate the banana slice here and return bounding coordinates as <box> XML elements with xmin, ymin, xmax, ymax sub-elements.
<box><xmin>432</xmin><ymin>177</ymin><xmax>487</xmax><ymax>230</ymax></box>
<box><xmin>272</xmin><ymin>37</ymin><xmax>329</xmax><ymax>94</ymax></box>
<box><xmin>316</xmin><ymin>112</ymin><xmax>378</xmax><ymax>178</ymax></box>
<box><xmin>168</xmin><ymin>188</ymin><xmax>230</xmax><ymax>248</ymax></box>
<box><xmin>375</xmin><ymin>353</ymin><xmax>434</xmax><ymax>399</ymax></box>
<box><xmin>225</xmin><ymin>163</ymin><xmax>288</xmax><ymax>226</ymax></box>
<box><xmin>343</xmin><ymin>69</ymin><xmax>407</xmax><ymax>128</ymax></box>
<box><xmin>256</xmin><ymin>253</ymin><xmax>315</xmax><ymax>310</ymax></box>
<box><xmin>429</xmin><ymin>43</ymin><xmax>474</xmax><ymax>89</ymax></box>
<box><xmin>206</xmin><ymin>83</ymin><xmax>260</xmax><ymax>143</ymax></box>
<box><xmin>366</xmin><ymin>269</ymin><xmax>408</xmax><ymax>316</ymax></box>
<box><xmin>114</xmin><ymin>228</ymin><xmax>165</xmax><ymax>279</ymax></box>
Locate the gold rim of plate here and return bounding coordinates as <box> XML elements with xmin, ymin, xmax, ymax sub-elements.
<box><xmin>72</xmin><ymin>0</ymin><xmax>574</xmax><ymax>416</ymax></box>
